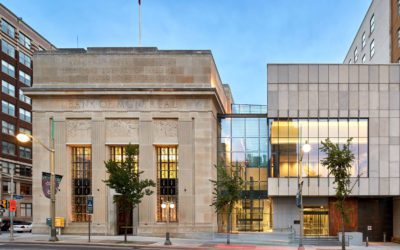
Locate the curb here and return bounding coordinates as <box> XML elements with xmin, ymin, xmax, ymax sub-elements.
<box><xmin>0</xmin><ymin>240</ymin><xmax>210</xmax><ymax>249</ymax></box>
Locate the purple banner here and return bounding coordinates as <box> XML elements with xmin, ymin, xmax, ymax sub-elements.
<box><xmin>42</xmin><ymin>172</ymin><xmax>63</xmax><ymax>199</ymax></box>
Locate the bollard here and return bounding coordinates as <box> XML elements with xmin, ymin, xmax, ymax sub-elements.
<box><xmin>366</xmin><ymin>236</ymin><xmax>369</xmax><ymax>247</ymax></box>
<box><xmin>384</xmin><ymin>232</ymin><xmax>386</xmax><ymax>243</ymax></box>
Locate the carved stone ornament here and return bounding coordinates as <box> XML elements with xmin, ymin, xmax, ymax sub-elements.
<box><xmin>66</xmin><ymin>119</ymin><xmax>91</xmax><ymax>141</ymax></box>
<box><xmin>154</xmin><ymin>119</ymin><xmax>178</xmax><ymax>138</ymax></box>
<box><xmin>106</xmin><ymin>119</ymin><xmax>139</xmax><ymax>138</ymax></box>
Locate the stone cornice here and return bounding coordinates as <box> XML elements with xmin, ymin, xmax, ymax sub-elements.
<box><xmin>24</xmin><ymin>87</ymin><xmax>227</xmax><ymax>114</ymax></box>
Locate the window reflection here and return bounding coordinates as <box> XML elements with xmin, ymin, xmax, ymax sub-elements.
<box><xmin>270</xmin><ymin>119</ymin><xmax>368</xmax><ymax>178</ymax></box>
<box><xmin>218</xmin><ymin>117</ymin><xmax>270</xmax><ymax>232</ymax></box>
<box><xmin>217</xmin><ymin>116</ymin><xmax>368</xmax><ymax>232</ymax></box>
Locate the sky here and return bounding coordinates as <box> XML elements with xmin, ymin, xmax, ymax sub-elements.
<box><xmin>2</xmin><ymin>0</ymin><xmax>371</xmax><ymax>105</ymax></box>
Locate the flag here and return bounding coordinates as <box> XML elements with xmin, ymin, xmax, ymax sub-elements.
<box><xmin>138</xmin><ymin>0</ymin><xmax>141</xmax><ymax>5</ymax></box>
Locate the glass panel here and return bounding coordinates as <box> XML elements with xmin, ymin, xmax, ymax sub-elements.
<box><xmin>232</xmin><ymin>152</ymin><xmax>245</xmax><ymax>166</ymax></box>
<box><xmin>304</xmin><ymin>207</ymin><xmax>329</xmax><ymax>236</ymax></box>
<box><xmin>246</xmin><ymin>138</ymin><xmax>259</xmax><ymax>153</ymax></box>
<box><xmin>349</xmin><ymin>119</ymin><xmax>358</xmax><ymax>137</ymax></box>
<box><xmin>232</xmin><ymin>118</ymin><xmax>245</xmax><ymax>137</ymax></box>
<box><xmin>260</xmin><ymin>118</ymin><xmax>267</xmax><ymax>138</ymax></box>
<box><xmin>219</xmin><ymin>138</ymin><xmax>231</xmax><ymax>152</ymax></box>
<box><xmin>220</xmin><ymin>118</ymin><xmax>231</xmax><ymax>138</ymax></box>
<box><xmin>329</xmin><ymin>119</ymin><xmax>338</xmax><ymax>138</ymax></box>
<box><xmin>349</xmin><ymin>144</ymin><xmax>359</xmax><ymax>177</ymax></box>
<box><xmin>359</xmin><ymin>140</ymin><xmax>368</xmax><ymax>177</ymax></box>
<box><xmin>318</xmin><ymin>142</ymin><xmax>329</xmax><ymax>177</ymax></box>
<box><xmin>299</xmin><ymin>119</ymin><xmax>308</xmax><ymax>138</ymax></box>
<box><xmin>259</xmin><ymin>137</ymin><xmax>267</xmax><ymax>152</ymax></box>
<box><xmin>338</xmin><ymin>120</ymin><xmax>348</xmax><ymax>138</ymax></box>
<box><xmin>359</xmin><ymin>119</ymin><xmax>368</xmax><ymax>137</ymax></box>
<box><xmin>246</xmin><ymin>118</ymin><xmax>259</xmax><ymax>137</ymax></box>
<box><xmin>232</xmin><ymin>138</ymin><xmax>245</xmax><ymax>152</ymax></box>
<box><xmin>309</xmin><ymin>120</ymin><xmax>318</xmax><ymax>137</ymax></box>
<box><xmin>246</xmin><ymin>154</ymin><xmax>260</xmax><ymax>168</ymax></box>
<box><xmin>319</xmin><ymin>119</ymin><xmax>328</xmax><ymax>138</ymax></box>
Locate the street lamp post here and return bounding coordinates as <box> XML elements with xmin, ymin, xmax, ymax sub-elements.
<box><xmin>16</xmin><ymin>117</ymin><xmax>58</xmax><ymax>242</ymax></box>
<box><xmin>298</xmin><ymin>141</ymin><xmax>311</xmax><ymax>250</ymax></box>
<box><xmin>161</xmin><ymin>199</ymin><xmax>174</xmax><ymax>245</ymax></box>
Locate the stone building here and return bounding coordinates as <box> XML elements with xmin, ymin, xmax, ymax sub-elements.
<box><xmin>26</xmin><ymin>47</ymin><xmax>231</xmax><ymax>235</ymax></box>
<box><xmin>28</xmin><ymin>47</ymin><xmax>400</xmax><ymax>242</ymax></box>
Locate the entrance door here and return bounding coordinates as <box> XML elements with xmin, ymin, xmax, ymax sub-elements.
<box><xmin>116</xmin><ymin>199</ymin><xmax>133</xmax><ymax>235</ymax></box>
<box><xmin>303</xmin><ymin>207</ymin><xmax>329</xmax><ymax>236</ymax></box>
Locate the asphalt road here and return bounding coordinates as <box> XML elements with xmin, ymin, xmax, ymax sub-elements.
<box><xmin>0</xmin><ymin>243</ymin><xmax>175</xmax><ymax>250</ymax></box>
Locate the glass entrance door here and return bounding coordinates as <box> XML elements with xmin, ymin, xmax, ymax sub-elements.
<box><xmin>303</xmin><ymin>207</ymin><xmax>329</xmax><ymax>236</ymax></box>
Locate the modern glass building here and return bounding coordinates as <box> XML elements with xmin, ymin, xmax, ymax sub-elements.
<box><xmin>218</xmin><ymin>113</ymin><xmax>369</xmax><ymax>234</ymax></box>
<box><xmin>218</xmin><ymin>110</ymin><xmax>270</xmax><ymax>232</ymax></box>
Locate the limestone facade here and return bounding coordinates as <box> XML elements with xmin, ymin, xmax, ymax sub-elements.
<box><xmin>26</xmin><ymin>48</ymin><xmax>231</xmax><ymax>236</ymax></box>
<box><xmin>268</xmin><ymin>64</ymin><xmax>400</xmax><ymax>241</ymax></box>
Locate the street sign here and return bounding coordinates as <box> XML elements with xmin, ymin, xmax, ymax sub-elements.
<box><xmin>9</xmin><ymin>200</ymin><xmax>16</xmax><ymax>212</ymax></box>
<box><xmin>87</xmin><ymin>196</ymin><xmax>93</xmax><ymax>214</ymax></box>
<box><xmin>14</xmin><ymin>195</ymin><xmax>23</xmax><ymax>200</ymax></box>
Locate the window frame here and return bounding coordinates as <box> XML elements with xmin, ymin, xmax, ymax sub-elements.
<box><xmin>20</xmin><ymin>203</ymin><xmax>32</xmax><ymax>217</ymax></box>
<box><xmin>2</xmin><ymin>60</ymin><xmax>15</xmax><ymax>78</ymax></box>
<box><xmin>18</xmin><ymin>32</ymin><xmax>31</xmax><ymax>50</ymax></box>
<box><xmin>19</xmin><ymin>108</ymin><xmax>31</xmax><ymax>123</ymax></box>
<box><xmin>2</xmin><ymin>100</ymin><xmax>15</xmax><ymax>117</ymax></box>
<box><xmin>156</xmin><ymin>146</ymin><xmax>178</xmax><ymax>223</ymax></box>
<box><xmin>2</xmin><ymin>120</ymin><xmax>15</xmax><ymax>135</ymax></box>
<box><xmin>71</xmin><ymin>147</ymin><xmax>92</xmax><ymax>222</ymax></box>
<box><xmin>1</xmin><ymin>141</ymin><xmax>16</xmax><ymax>156</ymax></box>
<box><xmin>18</xmin><ymin>70</ymin><xmax>31</xmax><ymax>86</ymax></box>
<box><xmin>1</xmin><ymin>19</ymin><xmax>15</xmax><ymax>38</ymax></box>
<box><xmin>19</xmin><ymin>89</ymin><xmax>31</xmax><ymax>105</ymax></box>
<box><xmin>18</xmin><ymin>51</ymin><xmax>31</xmax><ymax>68</ymax></box>
<box><xmin>2</xmin><ymin>80</ymin><xmax>15</xmax><ymax>97</ymax></box>
<box><xmin>19</xmin><ymin>146</ymin><xmax>32</xmax><ymax>159</ymax></box>
<box><xmin>1</xmin><ymin>39</ymin><xmax>15</xmax><ymax>58</ymax></box>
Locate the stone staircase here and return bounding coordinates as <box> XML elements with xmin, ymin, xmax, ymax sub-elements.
<box><xmin>295</xmin><ymin>236</ymin><xmax>342</xmax><ymax>246</ymax></box>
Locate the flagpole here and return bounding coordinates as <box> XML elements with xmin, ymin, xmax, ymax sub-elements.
<box><xmin>138</xmin><ymin>0</ymin><xmax>142</xmax><ymax>46</ymax></box>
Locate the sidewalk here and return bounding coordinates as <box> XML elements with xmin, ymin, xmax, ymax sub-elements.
<box><xmin>0</xmin><ymin>233</ymin><xmax>399</xmax><ymax>250</ymax></box>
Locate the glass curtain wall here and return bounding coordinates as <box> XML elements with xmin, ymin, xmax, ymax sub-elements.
<box><xmin>218</xmin><ymin>116</ymin><xmax>271</xmax><ymax>232</ymax></box>
<box><xmin>270</xmin><ymin>119</ymin><xmax>368</xmax><ymax>178</ymax></box>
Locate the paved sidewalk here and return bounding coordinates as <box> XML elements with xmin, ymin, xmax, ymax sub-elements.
<box><xmin>0</xmin><ymin>233</ymin><xmax>399</xmax><ymax>249</ymax></box>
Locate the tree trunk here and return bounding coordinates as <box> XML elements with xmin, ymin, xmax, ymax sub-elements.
<box><xmin>227</xmin><ymin>212</ymin><xmax>231</xmax><ymax>245</ymax></box>
<box><xmin>341</xmin><ymin>207</ymin><xmax>346</xmax><ymax>250</ymax></box>
<box><xmin>124</xmin><ymin>210</ymin><xmax>128</xmax><ymax>243</ymax></box>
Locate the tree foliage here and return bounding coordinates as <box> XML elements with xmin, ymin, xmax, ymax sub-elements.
<box><xmin>210</xmin><ymin>163</ymin><xmax>243</xmax><ymax>244</ymax></box>
<box><xmin>320</xmin><ymin>138</ymin><xmax>355</xmax><ymax>250</ymax></box>
<box><xmin>104</xmin><ymin>144</ymin><xmax>155</xmax><ymax>242</ymax></box>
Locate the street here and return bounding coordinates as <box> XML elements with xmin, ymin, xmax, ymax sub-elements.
<box><xmin>0</xmin><ymin>242</ymin><xmax>180</xmax><ymax>250</ymax></box>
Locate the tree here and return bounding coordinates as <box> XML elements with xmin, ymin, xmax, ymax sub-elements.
<box><xmin>210</xmin><ymin>163</ymin><xmax>243</xmax><ymax>245</ymax></box>
<box><xmin>320</xmin><ymin>138</ymin><xmax>355</xmax><ymax>250</ymax></box>
<box><xmin>104</xmin><ymin>144</ymin><xmax>156</xmax><ymax>243</ymax></box>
